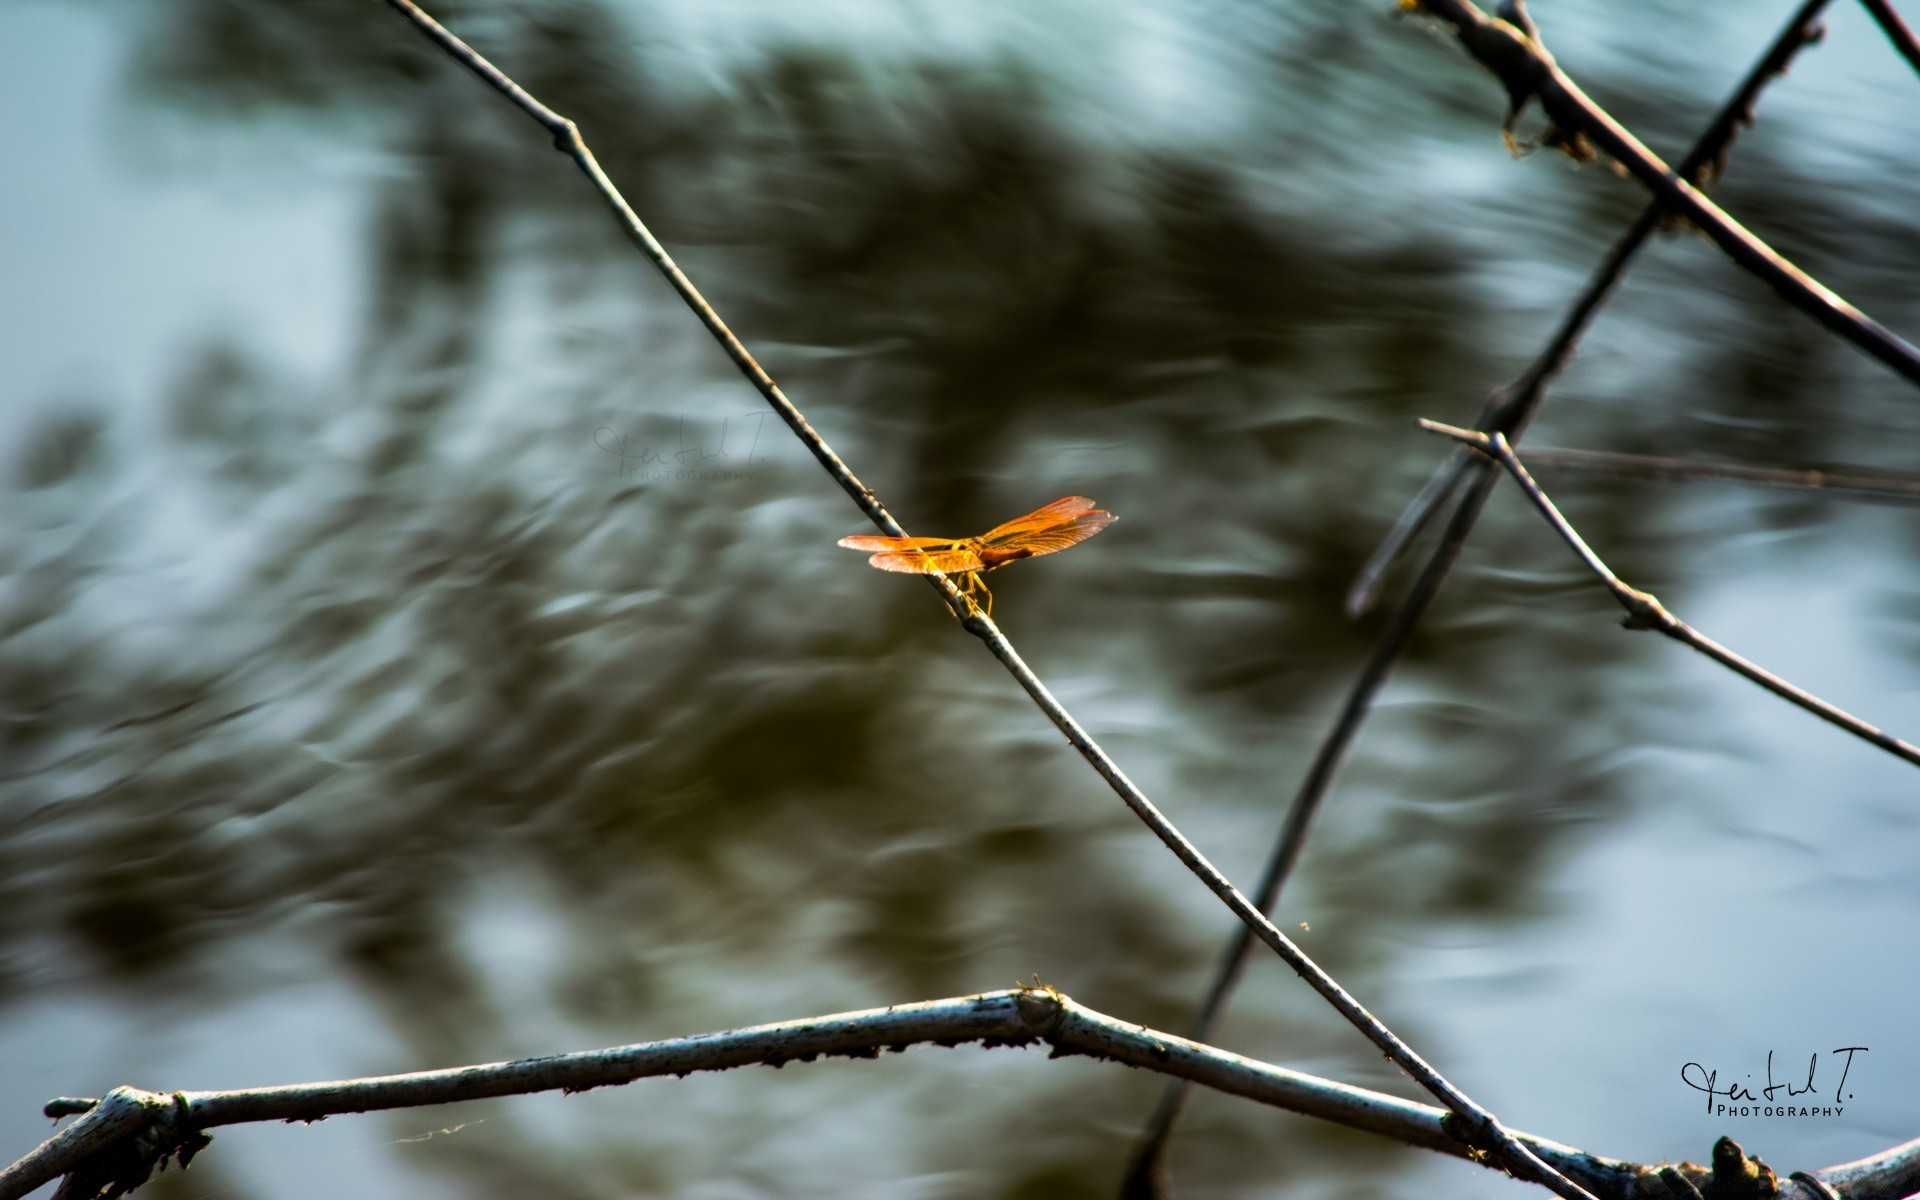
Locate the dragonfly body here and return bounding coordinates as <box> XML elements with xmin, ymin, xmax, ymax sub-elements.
<box><xmin>838</xmin><ymin>495</ymin><xmax>1116</xmax><ymax>615</ymax></box>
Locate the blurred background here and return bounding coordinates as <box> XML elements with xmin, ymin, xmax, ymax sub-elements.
<box><xmin>3</xmin><ymin>1</ymin><xmax>1919</xmax><ymax>1197</ymax></box>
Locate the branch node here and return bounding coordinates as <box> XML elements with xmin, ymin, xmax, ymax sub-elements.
<box><xmin>1618</xmin><ymin>589</ymin><xmax>1675</xmax><ymax>632</ymax></box>
<box><xmin>1436</xmin><ymin>1108</ymin><xmax>1504</xmax><ymax>1163</ymax></box>
<box><xmin>1012</xmin><ymin>980</ymin><xmax>1068</xmax><ymax>1037</ymax></box>
<box><xmin>49</xmin><ymin>1088</ymin><xmax>210</xmax><ymax>1200</ymax></box>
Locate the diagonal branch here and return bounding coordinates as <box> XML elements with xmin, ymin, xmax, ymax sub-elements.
<box><xmin>1405</xmin><ymin>0</ymin><xmax>1920</xmax><ymax>387</ymax></box>
<box><xmin>1423</xmin><ymin>420</ymin><xmax>1920</xmax><ymax>769</ymax></box>
<box><xmin>379</xmin><ymin>3</ymin><xmax>1593</xmax><ymax>1197</ymax></box>
<box><xmin>1122</xmin><ymin>7</ymin><xmax>1834</xmax><ymax>1194</ymax></box>
<box><xmin>1859</xmin><ymin>0</ymin><xmax>1920</xmax><ymax>77</ymax></box>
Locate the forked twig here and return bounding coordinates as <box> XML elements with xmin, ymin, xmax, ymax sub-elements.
<box><xmin>1406</xmin><ymin>0</ymin><xmax>1920</xmax><ymax>386</ymax></box>
<box><xmin>1423</xmin><ymin>421</ymin><xmax>1920</xmax><ymax>769</ymax></box>
<box><xmin>373</xmin><ymin>4</ymin><xmax>1595</xmax><ymax>1198</ymax></box>
<box><xmin>1125</xmin><ymin>7</ymin><xmax>1834</xmax><ymax>1192</ymax></box>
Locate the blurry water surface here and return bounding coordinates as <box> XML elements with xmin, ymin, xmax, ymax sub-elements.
<box><xmin>3</xmin><ymin>1</ymin><xmax>1919</xmax><ymax>1197</ymax></box>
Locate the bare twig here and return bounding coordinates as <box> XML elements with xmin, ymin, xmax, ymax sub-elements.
<box><xmin>1349</xmin><ymin>0</ymin><xmax>1832</xmax><ymax>617</ymax></box>
<box><xmin>1125</xmin><ymin>8</ymin><xmax>1834</xmax><ymax>1192</ymax></box>
<box><xmin>1859</xmin><ymin>0</ymin><xmax>1920</xmax><ymax>76</ymax></box>
<box><xmin>1515</xmin><ymin>446</ymin><xmax>1920</xmax><ymax>503</ymax></box>
<box><xmin>1423</xmin><ymin>421</ymin><xmax>1920</xmax><ymax>769</ymax></box>
<box><xmin>1404</xmin><ymin>0</ymin><xmax>1920</xmax><ymax>386</ymax></box>
<box><xmin>0</xmin><ymin>989</ymin><xmax>1778</xmax><ymax>1200</ymax></box>
<box><xmin>380</xmin><ymin>4</ymin><xmax>1594</xmax><ymax>1197</ymax></box>
<box><xmin>11</xmin><ymin>988</ymin><xmax>1912</xmax><ymax>1200</ymax></box>
<box><xmin>0</xmin><ymin>988</ymin><xmax>1639</xmax><ymax>1200</ymax></box>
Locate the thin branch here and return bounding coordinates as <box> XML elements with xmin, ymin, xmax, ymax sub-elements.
<box><xmin>0</xmin><ymin>987</ymin><xmax>1735</xmax><ymax>1200</ymax></box>
<box><xmin>0</xmin><ymin>990</ymin><xmax>1620</xmax><ymax>1198</ymax></box>
<box><xmin>1347</xmin><ymin>446</ymin><xmax>1478</xmax><ymax>617</ymax></box>
<box><xmin>11</xmin><ymin>989</ymin><xmax>1910</xmax><ymax>1200</ymax></box>
<box><xmin>1349</xmin><ymin>0</ymin><xmax>1832</xmax><ymax>617</ymax></box>
<box><xmin>1423</xmin><ymin>421</ymin><xmax>1920</xmax><ymax>769</ymax></box>
<box><xmin>380</xmin><ymin>4</ymin><xmax>1593</xmax><ymax>1197</ymax></box>
<box><xmin>1515</xmin><ymin>446</ymin><xmax>1920</xmax><ymax>504</ymax></box>
<box><xmin>1405</xmin><ymin>0</ymin><xmax>1920</xmax><ymax>387</ymax></box>
<box><xmin>1124</xmin><ymin>7</ymin><xmax>1834</xmax><ymax>1192</ymax></box>
<box><xmin>1859</xmin><ymin>0</ymin><xmax>1920</xmax><ymax>77</ymax></box>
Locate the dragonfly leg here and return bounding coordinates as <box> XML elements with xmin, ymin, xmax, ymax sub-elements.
<box><xmin>970</xmin><ymin>573</ymin><xmax>995</xmax><ymax>618</ymax></box>
<box><xmin>951</xmin><ymin>571</ymin><xmax>992</xmax><ymax>619</ymax></box>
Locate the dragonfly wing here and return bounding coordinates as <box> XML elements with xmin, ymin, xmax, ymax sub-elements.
<box><xmin>980</xmin><ymin>496</ymin><xmax>1097</xmax><ymax>543</ymax></box>
<box><xmin>869</xmin><ymin>547</ymin><xmax>987</xmax><ymax>574</ymax></box>
<box><xmin>986</xmin><ymin>509</ymin><xmax>1116</xmax><ymax>559</ymax></box>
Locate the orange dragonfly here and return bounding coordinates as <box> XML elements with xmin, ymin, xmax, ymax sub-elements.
<box><xmin>838</xmin><ymin>495</ymin><xmax>1116</xmax><ymax>617</ymax></box>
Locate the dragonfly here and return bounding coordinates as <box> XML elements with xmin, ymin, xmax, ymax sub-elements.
<box><xmin>838</xmin><ymin>495</ymin><xmax>1117</xmax><ymax>617</ymax></box>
